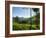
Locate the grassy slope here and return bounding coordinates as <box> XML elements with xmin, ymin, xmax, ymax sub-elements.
<box><xmin>13</xmin><ymin>22</ymin><xmax>40</xmax><ymax>30</ymax></box>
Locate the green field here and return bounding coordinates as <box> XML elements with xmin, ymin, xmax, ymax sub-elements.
<box><xmin>13</xmin><ymin>21</ymin><xmax>40</xmax><ymax>30</ymax></box>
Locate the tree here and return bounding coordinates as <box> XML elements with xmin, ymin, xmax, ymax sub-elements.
<box><xmin>32</xmin><ymin>8</ymin><xmax>40</xmax><ymax>29</ymax></box>
<box><xmin>15</xmin><ymin>16</ymin><xmax>19</xmax><ymax>22</ymax></box>
<box><xmin>32</xmin><ymin>8</ymin><xmax>39</xmax><ymax>14</ymax></box>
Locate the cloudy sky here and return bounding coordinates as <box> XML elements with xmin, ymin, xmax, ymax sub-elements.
<box><xmin>12</xmin><ymin>7</ymin><xmax>36</xmax><ymax>18</ymax></box>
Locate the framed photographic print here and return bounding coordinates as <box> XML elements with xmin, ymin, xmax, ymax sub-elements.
<box><xmin>5</xmin><ymin>1</ymin><xmax>45</xmax><ymax>37</ymax></box>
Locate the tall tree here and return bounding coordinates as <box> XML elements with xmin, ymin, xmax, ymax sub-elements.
<box><xmin>32</xmin><ymin>8</ymin><xmax>39</xmax><ymax>29</ymax></box>
<box><xmin>32</xmin><ymin>8</ymin><xmax>39</xmax><ymax>14</ymax></box>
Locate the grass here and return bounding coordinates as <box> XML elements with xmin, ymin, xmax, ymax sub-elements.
<box><xmin>13</xmin><ymin>21</ymin><xmax>40</xmax><ymax>30</ymax></box>
<box><xmin>13</xmin><ymin>22</ymin><xmax>31</xmax><ymax>30</ymax></box>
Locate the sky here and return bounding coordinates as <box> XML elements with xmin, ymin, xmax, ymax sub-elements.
<box><xmin>12</xmin><ymin>7</ymin><xmax>36</xmax><ymax>18</ymax></box>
